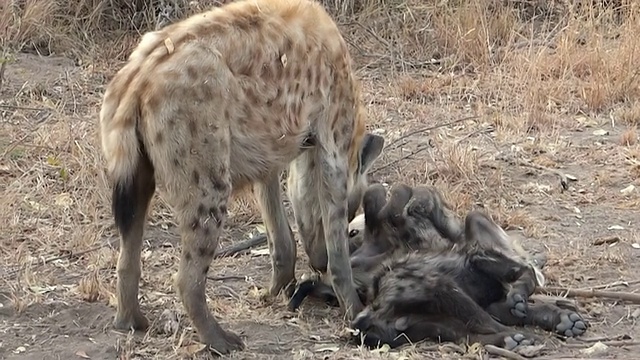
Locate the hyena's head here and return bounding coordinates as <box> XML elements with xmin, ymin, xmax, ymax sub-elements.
<box><xmin>347</xmin><ymin>133</ymin><xmax>385</xmax><ymax>222</ymax></box>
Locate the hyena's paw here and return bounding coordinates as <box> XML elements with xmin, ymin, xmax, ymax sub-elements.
<box><xmin>113</xmin><ymin>309</ymin><xmax>149</xmax><ymax>332</ymax></box>
<box><xmin>502</xmin><ymin>332</ymin><xmax>537</xmax><ymax>350</ymax></box>
<box><xmin>555</xmin><ymin>310</ymin><xmax>588</xmax><ymax>337</ymax></box>
<box><xmin>201</xmin><ymin>328</ymin><xmax>245</xmax><ymax>355</ymax></box>
<box><xmin>507</xmin><ymin>292</ymin><xmax>529</xmax><ymax>318</ymax></box>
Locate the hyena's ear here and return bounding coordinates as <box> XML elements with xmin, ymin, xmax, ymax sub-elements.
<box><xmin>362</xmin><ymin>183</ymin><xmax>387</xmax><ymax>230</ymax></box>
<box><xmin>359</xmin><ymin>133</ymin><xmax>385</xmax><ymax>175</ymax></box>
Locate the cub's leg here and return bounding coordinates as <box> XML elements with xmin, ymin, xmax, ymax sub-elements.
<box><xmin>486</xmin><ymin>298</ymin><xmax>588</xmax><ymax>337</ymax></box>
<box><xmin>406</xmin><ymin>186</ymin><xmax>464</xmax><ymax>242</ymax></box>
<box><xmin>254</xmin><ymin>173</ymin><xmax>297</xmax><ymax>297</ymax></box>
<box><xmin>370</xmin><ymin>267</ymin><xmax>515</xmax><ymax>337</ymax></box>
<box><xmin>112</xmin><ymin>153</ymin><xmax>156</xmax><ymax>331</ymax></box>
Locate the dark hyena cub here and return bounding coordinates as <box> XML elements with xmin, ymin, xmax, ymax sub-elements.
<box><xmin>291</xmin><ymin>183</ymin><xmax>588</xmax><ymax>350</ymax></box>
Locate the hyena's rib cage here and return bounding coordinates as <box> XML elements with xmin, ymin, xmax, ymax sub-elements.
<box><xmin>99</xmin><ymin>0</ymin><xmax>384</xmax><ymax>354</ymax></box>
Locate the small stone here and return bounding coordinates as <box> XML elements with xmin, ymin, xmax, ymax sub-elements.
<box><xmin>593</xmin><ymin>129</ymin><xmax>609</xmax><ymax>136</ymax></box>
<box><xmin>620</xmin><ymin>185</ymin><xmax>635</xmax><ymax>194</ymax></box>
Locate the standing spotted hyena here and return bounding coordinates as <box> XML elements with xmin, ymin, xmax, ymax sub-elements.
<box><xmin>99</xmin><ymin>0</ymin><xmax>384</xmax><ymax>354</ymax></box>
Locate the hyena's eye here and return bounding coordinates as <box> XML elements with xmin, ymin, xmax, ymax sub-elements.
<box><xmin>349</xmin><ymin>229</ymin><xmax>359</xmax><ymax>237</ymax></box>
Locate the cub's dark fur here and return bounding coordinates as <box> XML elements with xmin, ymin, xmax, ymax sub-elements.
<box><xmin>289</xmin><ymin>183</ymin><xmax>588</xmax><ymax>350</ymax></box>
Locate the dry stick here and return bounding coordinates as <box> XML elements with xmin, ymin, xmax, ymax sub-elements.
<box><xmin>2</xmin><ymin>233</ymin><xmax>269</xmax><ymax>281</ymax></box>
<box><xmin>371</xmin><ymin>145</ymin><xmax>430</xmax><ymax>175</ymax></box>
<box><xmin>497</xmin><ymin>155</ymin><xmax>571</xmax><ymax>191</ymax></box>
<box><xmin>0</xmin><ymin>60</ymin><xmax>6</xmax><ymax>91</ymax></box>
<box><xmin>484</xmin><ymin>345</ymin><xmax>526</xmax><ymax>360</ymax></box>
<box><xmin>386</xmin><ymin>115</ymin><xmax>481</xmax><ymax>151</ymax></box>
<box><xmin>214</xmin><ymin>233</ymin><xmax>267</xmax><ymax>258</ymax></box>
<box><xmin>581</xmin><ymin>279</ymin><xmax>640</xmax><ymax>291</ymax></box>
<box><xmin>574</xmin><ymin>334</ymin><xmax>632</xmax><ymax>343</ymax></box>
<box><xmin>565</xmin><ymin>340</ymin><xmax>640</xmax><ymax>348</ymax></box>
<box><xmin>0</xmin><ymin>104</ymin><xmax>47</xmax><ymax>111</ymax></box>
<box><xmin>536</xmin><ymin>286</ymin><xmax>640</xmax><ymax>304</ymax></box>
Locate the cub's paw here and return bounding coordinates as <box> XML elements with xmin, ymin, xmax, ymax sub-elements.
<box><xmin>507</xmin><ymin>292</ymin><xmax>529</xmax><ymax>319</ymax></box>
<box><xmin>555</xmin><ymin>310</ymin><xmax>588</xmax><ymax>337</ymax></box>
<box><xmin>503</xmin><ymin>332</ymin><xmax>537</xmax><ymax>350</ymax></box>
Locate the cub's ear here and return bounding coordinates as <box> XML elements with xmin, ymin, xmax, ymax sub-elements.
<box><xmin>359</xmin><ymin>133</ymin><xmax>385</xmax><ymax>174</ymax></box>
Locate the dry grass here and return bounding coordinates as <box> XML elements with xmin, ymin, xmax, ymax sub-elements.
<box><xmin>2</xmin><ymin>0</ymin><xmax>640</xmax><ymax>359</ymax></box>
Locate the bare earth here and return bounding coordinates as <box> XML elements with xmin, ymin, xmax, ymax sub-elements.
<box><xmin>1</xmin><ymin>3</ymin><xmax>640</xmax><ymax>359</ymax></box>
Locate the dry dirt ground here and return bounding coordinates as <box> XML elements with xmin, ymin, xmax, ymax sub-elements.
<box><xmin>1</xmin><ymin>1</ymin><xmax>640</xmax><ymax>359</ymax></box>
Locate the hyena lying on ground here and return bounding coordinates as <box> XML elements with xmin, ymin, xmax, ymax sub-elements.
<box><xmin>289</xmin><ymin>183</ymin><xmax>588</xmax><ymax>350</ymax></box>
<box><xmin>99</xmin><ymin>0</ymin><xmax>384</xmax><ymax>354</ymax></box>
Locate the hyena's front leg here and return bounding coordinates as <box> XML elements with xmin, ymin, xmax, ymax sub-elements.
<box><xmin>112</xmin><ymin>154</ymin><xmax>156</xmax><ymax>331</ymax></box>
<box><xmin>254</xmin><ymin>173</ymin><xmax>297</xmax><ymax>298</ymax></box>
<box><xmin>315</xmin><ymin>147</ymin><xmax>363</xmax><ymax>319</ymax></box>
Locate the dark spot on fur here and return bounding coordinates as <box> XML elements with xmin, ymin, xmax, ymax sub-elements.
<box><xmin>212</xmin><ymin>178</ymin><xmax>227</xmax><ymax>192</ymax></box>
<box><xmin>192</xmin><ymin>170</ymin><xmax>200</xmax><ymax>184</ymax></box>
<box><xmin>186</xmin><ymin>66</ymin><xmax>198</xmax><ymax>80</ymax></box>
<box><xmin>190</xmin><ymin>218</ymin><xmax>199</xmax><ymax>230</ymax></box>
<box><xmin>203</xmin><ymin>138</ymin><xmax>209</xmax><ymax>144</ymax></box>
<box><xmin>203</xmin><ymin>265</ymin><xmax>210</xmax><ymax>274</ymax></box>
<box><xmin>168</xmin><ymin>119</ymin><xmax>176</xmax><ymax>128</ymax></box>
<box><xmin>208</xmin><ymin>206</ymin><xmax>222</xmax><ymax>226</ymax></box>
<box><xmin>331</xmin><ymin>206</ymin><xmax>347</xmax><ymax>222</ymax></box>
<box><xmin>185</xmin><ymin>251</ymin><xmax>192</xmax><ymax>261</ymax></box>
<box><xmin>189</xmin><ymin>120</ymin><xmax>197</xmax><ymax>136</ymax></box>
<box><xmin>155</xmin><ymin>132</ymin><xmax>164</xmax><ymax>144</ymax></box>
<box><xmin>198</xmin><ymin>247</ymin><xmax>208</xmax><ymax>257</ymax></box>
<box><xmin>173</xmin><ymin>158</ymin><xmax>180</xmax><ymax>167</ymax></box>
<box><xmin>283</xmin><ymin>37</ymin><xmax>293</xmax><ymax>54</ymax></box>
<box><xmin>198</xmin><ymin>204</ymin><xmax>207</xmax><ymax>216</ymax></box>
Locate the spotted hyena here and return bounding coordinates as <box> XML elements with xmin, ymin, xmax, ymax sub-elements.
<box><xmin>290</xmin><ymin>183</ymin><xmax>588</xmax><ymax>350</ymax></box>
<box><xmin>98</xmin><ymin>0</ymin><xmax>384</xmax><ymax>354</ymax></box>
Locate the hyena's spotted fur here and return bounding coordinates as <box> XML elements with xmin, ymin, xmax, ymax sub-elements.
<box><xmin>99</xmin><ymin>0</ymin><xmax>384</xmax><ymax>354</ymax></box>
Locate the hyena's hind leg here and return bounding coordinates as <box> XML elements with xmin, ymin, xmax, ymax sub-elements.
<box><xmin>464</xmin><ymin>210</ymin><xmax>538</xmax><ymax>319</ymax></box>
<box><xmin>405</xmin><ymin>186</ymin><xmax>464</xmax><ymax>243</ymax></box>
<box><xmin>112</xmin><ymin>152</ymin><xmax>156</xmax><ymax>331</ymax></box>
<box><xmin>253</xmin><ymin>173</ymin><xmax>297</xmax><ymax>298</ymax></box>
<box><xmin>146</xmin><ymin>128</ymin><xmax>244</xmax><ymax>353</ymax></box>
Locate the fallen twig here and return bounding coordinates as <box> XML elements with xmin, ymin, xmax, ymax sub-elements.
<box><xmin>497</xmin><ymin>155</ymin><xmax>571</xmax><ymax>191</ymax></box>
<box><xmin>579</xmin><ymin>279</ymin><xmax>640</xmax><ymax>291</ymax></box>
<box><xmin>2</xmin><ymin>233</ymin><xmax>269</xmax><ymax>282</ymax></box>
<box><xmin>0</xmin><ymin>60</ymin><xmax>6</xmax><ymax>91</ymax></box>
<box><xmin>214</xmin><ymin>234</ymin><xmax>267</xmax><ymax>258</ymax></box>
<box><xmin>371</xmin><ymin>144</ymin><xmax>430</xmax><ymax>175</ymax></box>
<box><xmin>573</xmin><ymin>334</ymin><xmax>631</xmax><ymax>343</ymax></box>
<box><xmin>565</xmin><ymin>340</ymin><xmax>640</xmax><ymax>348</ymax></box>
<box><xmin>207</xmin><ymin>275</ymin><xmax>248</xmax><ymax>282</ymax></box>
<box><xmin>0</xmin><ymin>104</ymin><xmax>48</xmax><ymax>111</ymax></box>
<box><xmin>484</xmin><ymin>344</ymin><xmax>526</xmax><ymax>360</ymax></box>
<box><xmin>386</xmin><ymin>115</ymin><xmax>480</xmax><ymax>151</ymax></box>
<box><xmin>536</xmin><ymin>286</ymin><xmax>640</xmax><ymax>304</ymax></box>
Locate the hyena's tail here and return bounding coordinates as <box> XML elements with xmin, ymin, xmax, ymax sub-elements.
<box><xmin>99</xmin><ymin>64</ymin><xmax>154</xmax><ymax>237</ymax></box>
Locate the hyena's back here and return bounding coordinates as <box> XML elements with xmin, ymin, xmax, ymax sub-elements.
<box><xmin>100</xmin><ymin>0</ymin><xmax>365</xmax><ymax>196</ymax></box>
